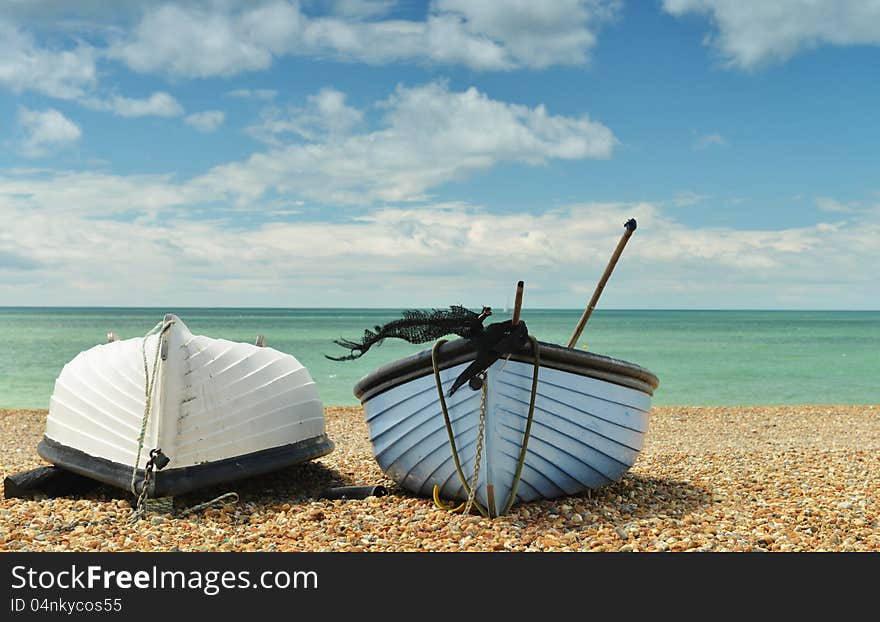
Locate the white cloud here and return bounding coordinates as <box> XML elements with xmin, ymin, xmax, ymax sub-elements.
<box><xmin>0</xmin><ymin>21</ymin><xmax>97</xmax><ymax>99</ymax></box>
<box><xmin>109</xmin><ymin>3</ymin><xmax>282</xmax><ymax>78</ymax></box>
<box><xmin>108</xmin><ymin>0</ymin><xmax>619</xmax><ymax>77</ymax></box>
<box><xmin>672</xmin><ymin>191</ymin><xmax>709</xmax><ymax>207</ymax></box>
<box><xmin>17</xmin><ymin>108</ymin><xmax>82</xmax><ymax>157</ymax></box>
<box><xmin>185</xmin><ymin>110</ymin><xmax>226</xmax><ymax>133</ymax></box>
<box><xmin>434</xmin><ymin>0</ymin><xmax>620</xmax><ymax>68</ymax></box>
<box><xmin>202</xmin><ymin>81</ymin><xmax>616</xmax><ymax>205</ymax></box>
<box><xmin>663</xmin><ymin>0</ymin><xmax>880</xmax><ymax>70</ymax></box>
<box><xmin>0</xmin><ymin>20</ymin><xmax>188</xmax><ymax>121</ymax></box>
<box><xmin>85</xmin><ymin>91</ymin><xmax>185</xmax><ymax>118</ymax></box>
<box><xmin>692</xmin><ymin>131</ymin><xmax>726</xmax><ymax>150</ymax></box>
<box><xmin>0</xmin><ymin>168</ymin><xmax>193</xmax><ymax>216</ymax></box>
<box><xmin>295</xmin><ymin>12</ymin><xmax>512</xmax><ymax>69</ymax></box>
<box><xmin>305</xmin><ymin>88</ymin><xmax>363</xmax><ymax>135</ymax></box>
<box><xmin>2</xmin><ymin>186</ymin><xmax>878</xmax><ymax>308</ymax></box>
<box><xmin>815</xmin><ymin>196</ymin><xmax>880</xmax><ymax>217</ymax></box>
<box><xmin>815</xmin><ymin>196</ymin><xmax>861</xmax><ymax>214</ymax></box>
<box><xmin>247</xmin><ymin>88</ymin><xmax>363</xmax><ymax>143</ymax></box>
<box><xmin>225</xmin><ymin>88</ymin><xmax>278</xmax><ymax>100</ymax></box>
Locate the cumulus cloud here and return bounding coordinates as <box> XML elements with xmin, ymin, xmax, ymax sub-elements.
<box><xmin>0</xmin><ymin>19</ymin><xmax>185</xmax><ymax>120</ymax></box>
<box><xmin>0</xmin><ymin>1</ymin><xmax>619</xmax><ymax>129</ymax></box>
<box><xmin>663</xmin><ymin>0</ymin><xmax>880</xmax><ymax>70</ymax></box>
<box><xmin>185</xmin><ymin>110</ymin><xmax>226</xmax><ymax>133</ymax></box>
<box><xmin>0</xmin><ymin>21</ymin><xmax>97</xmax><ymax>99</ymax></box>
<box><xmin>84</xmin><ymin>91</ymin><xmax>185</xmax><ymax>117</ymax></box>
<box><xmin>107</xmin><ymin>0</ymin><xmax>619</xmax><ymax>77</ymax></box>
<box><xmin>108</xmin><ymin>3</ymin><xmax>283</xmax><ymax>78</ymax></box>
<box><xmin>247</xmin><ymin>88</ymin><xmax>363</xmax><ymax>144</ymax></box>
<box><xmin>17</xmin><ymin>107</ymin><xmax>82</xmax><ymax>157</ymax></box>
<box><xmin>434</xmin><ymin>0</ymin><xmax>620</xmax><ymax>68</ymax></box>
<box><xmin>203</xmin><ymin>81</ymin><xmax>616</xmax><ymax>205</ymax></box>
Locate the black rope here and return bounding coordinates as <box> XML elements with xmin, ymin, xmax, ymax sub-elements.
<box><xmin>445</xmin><ymin>319</ymin><xmax>529</xmax><ymax>396</ymax></box>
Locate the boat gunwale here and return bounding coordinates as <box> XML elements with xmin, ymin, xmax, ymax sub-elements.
<box><xmin>353</xmin><ymin>338</ymin><xmax>660</xmax><ymax>403</ymax></box>
<box><xmin>37</xmin><ymin>434</ymin><xmax>335</xmax><ymax>498</ymax></box>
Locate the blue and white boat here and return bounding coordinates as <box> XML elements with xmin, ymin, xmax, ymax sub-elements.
<box><xmin>354</xmin><ymin>337</ymin><xmax>659</xmax><ymax>517</ymax></box>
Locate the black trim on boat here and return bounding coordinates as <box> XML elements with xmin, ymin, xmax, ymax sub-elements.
<box><xmin>353</xmin><ymin>338</ymin><xmax>660</xmax><ymax>402</ymax></box>
<box><xmin>36</xmin><ymin>434</ymin><xmax>335</xmax><ymax>498</ymax></box>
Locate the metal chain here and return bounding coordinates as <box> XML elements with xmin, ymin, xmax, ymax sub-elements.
<box><xmin>38</xmin><ymin>450</ymin><xmax>159</xmax><ymax>534</ymax></box>
<box><xmin>41</xmin><ymin>516</ymin><xmax>118</xmax><ymax>535</ymax></box>
<box><xmin>178</xmin><ymin>492</ymin><xmax>240</xmax><ymax>516</ymax></box>
<box><xmin>37</xmin><ymin>452</ymin><xmax>238</xmax><ymax>534</ymax></box>
<box><xmin>129</xmin><ymin>450</ymin><xmax>159</xmax><ymax>522</ymax></box>
<box><xmin>431</xmin><ymin>340</ymin><xmax>488</xmax><ymax>517</ymax></box>
<box><xmin>462</xmin><ymin>374</ymin><xmax>487</xmax><ymax>517</ymax></box>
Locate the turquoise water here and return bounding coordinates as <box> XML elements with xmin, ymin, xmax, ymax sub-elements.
<box><xmin>0</xmin><ymin>308</ymin><xmax>877</xmax><ymax>409</ymax></box>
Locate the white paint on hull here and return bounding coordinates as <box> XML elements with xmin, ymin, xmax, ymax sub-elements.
<box><xmin>46</xmin><ymin>315</ymin><xmax>328</xmax><ymax>471</ymax></box>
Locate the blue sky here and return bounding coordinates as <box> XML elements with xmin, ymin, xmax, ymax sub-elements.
<box><xmin>1</xmin><ymin>0</ymin><xmax>878</xmax><ymax>309</ymax></box>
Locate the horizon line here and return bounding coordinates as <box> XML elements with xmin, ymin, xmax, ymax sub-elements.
<box><xmin>1</xmin><ymin>306</ymin><xmax>877</xmax><ymax>312</ymax></box>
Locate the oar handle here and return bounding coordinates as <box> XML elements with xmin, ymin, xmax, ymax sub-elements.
<box><xmin>511</xmin><ymin>280</ymin><xmax>524</xmax><ymax>326</ymax></box>
<box><xmin>567</xmin><ymin>219</ymin><xmax>637</xmax><ymax>348</ymax></box>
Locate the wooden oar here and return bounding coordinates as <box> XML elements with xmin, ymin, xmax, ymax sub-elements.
<box><xmin>500</xmin><ymin>281</ymin><xmax>526</xmax><ymax>371</ymax></box>
<box><xmin>567</xmin><ymin>219</ymin><xmax>637</xmax><ymax>348</ymax></box>
<box><xmin>511</xmin><ymin>280</ymin><xmax>524</xmax><ymax>326</ymax></box>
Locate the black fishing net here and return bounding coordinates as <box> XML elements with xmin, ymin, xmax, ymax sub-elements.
<box><xmin>327</xmin><ymin>305</ymin><xmax>531</xmax><ymax>397</ymax></box>
<box><xmin>325</xmin><ymin>305</ymin><xmax>490</xmax><ymax>361</ymax></box>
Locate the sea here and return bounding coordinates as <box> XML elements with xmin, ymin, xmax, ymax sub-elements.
<box><xmin>0</xmin><ymin>308</ymin><xmax>877</xmax><ymax>409</ymax></box>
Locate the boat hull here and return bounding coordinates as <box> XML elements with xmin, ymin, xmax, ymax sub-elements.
<box><xmin>39</xmin><ymin>314</ymin><xmax>334</xmax><ymax>497</ymax></box>
<box><xmin>354</xmin><ymin>339</ymin><xmax>658</xmax><ymax>515</ymax></box>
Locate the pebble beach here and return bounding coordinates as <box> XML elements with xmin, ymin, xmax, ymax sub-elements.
<box><xmin>1</xmin><ymin>405</ymin><xmax>877</xmax><ymax>552</ymax></box>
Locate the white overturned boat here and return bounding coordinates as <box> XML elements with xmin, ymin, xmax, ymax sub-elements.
<box><xmin>354</xmin><ymin>338</ymin><xmax>658</xmax><ymax>517</ymax></box>
<box><xmin>38</xmin><ymin>314</ymin><xmax>333</xmax><ymax>498</ymax></box>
